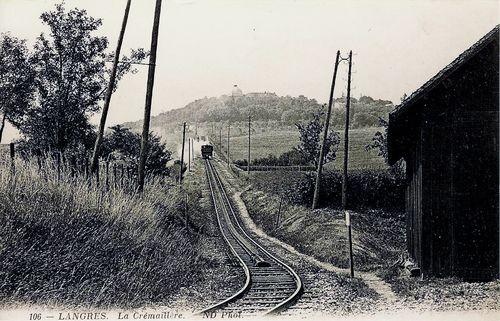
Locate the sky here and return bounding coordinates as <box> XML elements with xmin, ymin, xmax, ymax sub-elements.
<box><xmin>0</xmin><ymin>0</ymin><xmax>498</xmax><ymax>142</ymax></box>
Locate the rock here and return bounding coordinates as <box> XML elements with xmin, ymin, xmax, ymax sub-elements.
<box><xmin>404</xmin><ymin>259</ymin><xmax>421</xmax><ymax>277</ymax></box>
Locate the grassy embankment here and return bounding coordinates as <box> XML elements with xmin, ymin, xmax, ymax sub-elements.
<box><xmin>236</xmin><ymin>167</ymin><xmax>500</xmax><ymax>309</ymax></box>
<box><xmin>241</xmin><ymin>186</ymin><xmax>404</xmax><ymax>273</ymax></box>
<box><xmin>240</xmin><ymin>173</ymin><xmax>500</xmax><ymax>310</ymax></box>
<box><xmin>0</xmin><ymin>157</ymin><xmax>237</xmax><ymax>308</ymax></box>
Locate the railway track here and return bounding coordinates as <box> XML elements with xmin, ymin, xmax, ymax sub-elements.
<box><xmin>199</xmin><ymin>159</ymin><xmax>302</xmax><ymax>317</ymax></box>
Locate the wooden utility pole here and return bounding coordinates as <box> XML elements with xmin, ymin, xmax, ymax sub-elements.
<box><xmin>343</xmin><ymin>51</ymin><xmax>354</xmax><ymax>278</ymax></box>
<box><xmin>247</xmin><ymin>115</ymin><xmax>251</xmax><ymax>175</ymax></box>
<box><xmin>91</xmin><ymin>0</ymin><xmax>132</xmax><ymax>173</ymax></box>
<box><xmin>191</xmin><ymin>136</ymin><xmax>194</xmax><ymax>162</ymax></box>
<box><xmin>312</xmin><ymin>50</ymin><xmax>341</xmax><ymax>209</ymax></box>
<box><xmin>138</xmin><ymin>0</ymin><xmax>162</xmax><ymax>192</ymax></box>
<box><xmin>227</xmin><ymin>124</ymin><xmax>230</xmax><ymax>167</ymax></box>
<box><xmin>179</xmin><ymin>122</ymin><xmax>186</xmax><ymax>183</ymax></box>
<box><xmin>219</xmin><ymin>127</ymin><xmax>222</xmax><ymax>152</ymax></box>
<box><xmin>188</xmin><ymin>137</ymin><xmax>191</xmax><ymax>172</ymax></box>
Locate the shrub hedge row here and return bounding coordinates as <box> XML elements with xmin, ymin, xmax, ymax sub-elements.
<box><xmin>252</xmin><ymin>169</ymin><xmax>406</xmax><ymax>211</ymax></box>
<box><xmin>235</xmin><ymin>149</ymin><xmax>308</xmax><ymax>167</ymax></box>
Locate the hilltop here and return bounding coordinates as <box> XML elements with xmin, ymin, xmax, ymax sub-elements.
<box><xmin>124</xmin><ymin>91</ymin><xmax>394</xmax><ymax>131</ymax></box>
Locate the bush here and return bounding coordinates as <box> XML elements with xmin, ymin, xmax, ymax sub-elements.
<box><xmin>319</xmin><ymin>169</ymin><xmax>406</xmax><ymax>210</ymax></box>
<box><xmin>251</xmin><ymin>169</ymin><xmax>405</xmax><ymax>211</ymax></box>
<box><xmin>234</xmin><ymin>149</ymin><xmax>309</xmax><ymax>167</ymax></box>
<box><xmin>15</xmin><ymin>125</ymin><xmax>173</xmax><ymax>178</ymax></box>
<box><xmin>102</xmin><ymin>125</ymin><xmax>172</xmax><ymax>176</ymax></box>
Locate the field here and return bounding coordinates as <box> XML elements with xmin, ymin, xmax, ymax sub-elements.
<box><xmin>149</xmin><ymin>124</ymin><xmax>387</xmax><ymax>170</ymax></box>
<box><xmin>226</xmin><ymin>127</ymin><xmax>387</xmax><ymax>170</ymax></box>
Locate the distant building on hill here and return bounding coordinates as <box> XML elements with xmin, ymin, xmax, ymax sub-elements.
<box><xmin>246</xmin><ymin>92</ymin><xmax>276</xmax><ymax>98</ymax></box>
<box><xmin>231</xmin><ymin>84</ymin><xmax>243</xmax><ymax>97</ymax></box>
<box><xmin>387</xmin><ymin>25</ymin><xmax>499</xmax><ymax>281</ymax></box>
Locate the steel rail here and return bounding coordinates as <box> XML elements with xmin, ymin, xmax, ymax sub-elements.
<box><xmin>197</xmin><ymin>159</ymin><xmax>302</xmax><ymax>316</ymax></box>
<box><xmin>208</xmin><ymin>160</ymin><xmax>303</xmax><ymax>314</ymax></box>
<box><xmin>195</xmin><ymin>161</ymin><xmax>251</xmax><ymax>314</ymax></box>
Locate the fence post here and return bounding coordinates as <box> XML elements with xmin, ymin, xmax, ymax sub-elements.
<box><xmin>113</xmin><ymin>163</ymin><xmax>117</xmax><ymax>189</ymax></box>
<box><xmin>37</xmin><ymin>155</ymin><xmax>41</xmax><ymax>172</ymax></box>
<box><xmin>56</xmin><ymin>152</ymin><xmax>61</xmax><ymax>182</ymax></box>
<box><xmin>120</xmin><ymin>164</ymin><xmax>124</xmax><ymax>188</ymax></box>
<box><xmin>85</xmin><ymin>157</ymin><xmax>90</xmax><ymax>182</ymax></box>
<box><xmin>276</xmin><ymin>193</ymin><xmax>284</xmax><ymax>229</ymax></box>
<box><xmin>95</xmin><ymin>160</ymin><xmax>100</xmax><ymax>187</ymax></box>
<box><xmin>61</xmin><ymin>152</ymin><xmax>67</xmax><ymax>176</ymax></box>
<box><xmin>69</xmin><ymin>155</ymin><xmax>75</xmax><ymax>178</ymax></box>
<box><xmin>105</xmin><ymin>160</ymin><xmax>110</xmax><ymax>190</ymax></box>
<box><xmin>9</xmin><ymin>143</ymin><xmax>15</xmax><ymax>174</ymax></box>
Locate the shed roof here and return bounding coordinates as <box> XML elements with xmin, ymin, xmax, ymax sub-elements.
<box><xmin>387</xmin><ymin>25</ymin><xmax>499</xmax><ymax>164</ymax></box>
<box><xmin>391</xmin><ymin>25</ymin><xmax>499</xmax><ymax>120</ymax></box>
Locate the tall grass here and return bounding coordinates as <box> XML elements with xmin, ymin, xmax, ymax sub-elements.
<box><xmin>0</xmin><ymin>157</ymin><xmax>202</xmax><ymax>308</ymax></box>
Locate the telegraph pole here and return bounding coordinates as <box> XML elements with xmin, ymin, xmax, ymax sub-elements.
<box><xmin>343</xmin><ymin>51</ymin><xmax>354</xmax><ymax>278</ymax></box>
<box><xmin>219</xmin><ymin>127</ymin><xmax>222</xmax><ymax>152</ymax></box>
<box><xmin>191</xmin><ymin>136</ymin><xmax>194</xmax><ymax>162</ymax></box>
<box><xmin>179</xmin><ymin>122</ymin><xmax>186</xmax><ymax>183</ymax></box>
<box><xmin>312</xmin><ymin>51</ymin><xmax>341</xmax><ymax>209</ymax></box>
<box><xmin>247</xmin><ymin>115</ymin><xmax>251</xmax><ymax>175</ymax></box>
<box><xmin>188</xmin><ymin>137</ymin><xmax>191</xmax><ymax>172</ymax></box>
<box><xmin>227</xmin><ymin>124</ymin><xmax>230</xmax><ymax>167</ymax></box>
<box><xmin>91</xmin><ymin>0</ymin><xmax>132</xmax><ymax>173</ymax></box>
<box><xmin>138</xmin><ymin>0</ymin><xmax>162</xmax><ymax>192</ymax></box>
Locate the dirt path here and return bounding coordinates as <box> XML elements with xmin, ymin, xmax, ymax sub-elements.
<box><xmin>211</xmin><ymin>159</ymin><xmax>398</xmax><ymax>306</ymax></box>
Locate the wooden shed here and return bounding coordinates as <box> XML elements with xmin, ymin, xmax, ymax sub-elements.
<box><xmin>387</xmin><ymin>26</ymin><xmax>499</xmax><ymax>281</ymax></box>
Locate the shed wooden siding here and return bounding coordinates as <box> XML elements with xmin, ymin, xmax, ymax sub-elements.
<box><xmin>388</xmin><ymin>26</ymin><xmax>499</xmax><ymax>280</ymax></box>
<box><xmin>405</xmin><ymin>135</ymin><xmax>423</xmax><ymax>267</ymax></box>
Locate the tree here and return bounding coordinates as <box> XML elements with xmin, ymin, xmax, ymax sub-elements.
<box><xmin>365</xmin><ymin>117</ymin><xmax>405</xmax><ymax>176</ymax></box>
<box><xmin>0</xmin><ymin>33</ymin><xmax>35</xmax><ymax>142</ymax></box>
<box><xmin>102</xmin><ymin>125</ymin><xmax>172</xmax><ymax>176</ymax></box>
<box><xmin>16</xmin><ymin>3</ymin><xmax>147</xmax><ymax>153</ymax></box>
<box><xmin>353</xmin><ymin>113</ymin><xmax>378</xmax><ymax>128</ymax></box>
<box><xmin>295</xmin><ymin>109</ymin><xmax>340</xmax><ymax>167</ymax></box>
<box><xmin>358</xmin><ymin>95</ymin><xmax>375</xmax><ymax>105</ymax></box>
<box><xmin>366</xmin><ymin>117</ymin><xmax>389</xmax><ymax>160</ymax></box>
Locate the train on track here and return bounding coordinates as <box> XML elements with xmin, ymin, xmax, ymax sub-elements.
<box><xmin>201</xmin><ymin>144</ymin><xmax>214</xmax><ymax>159</ymax></box>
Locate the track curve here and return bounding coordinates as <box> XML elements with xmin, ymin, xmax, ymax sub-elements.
<box><xmin>197</xmin><ymin>159</ymin><xmax>302</xmax><ymax>317</ymax></box>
